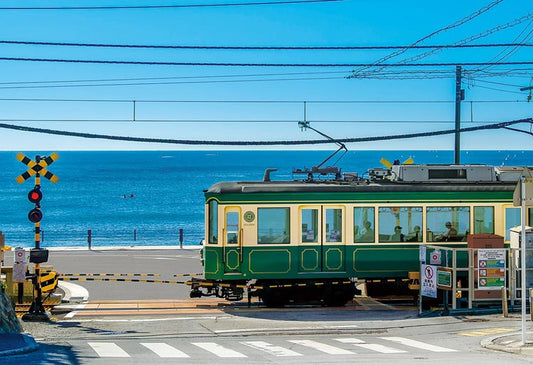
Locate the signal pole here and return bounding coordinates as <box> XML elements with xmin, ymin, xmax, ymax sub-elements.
<box><xmin>15</xmin><ymin>152</ymin><xmax>59</xmax><ymax>322</ymax></box>
<box><xmin>454</xmin><ymin>66</ymin><xmax>465</xmax><ymax>165</ymax></box>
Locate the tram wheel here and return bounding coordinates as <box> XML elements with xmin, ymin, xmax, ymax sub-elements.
<box><xmin>324</xmin><ymin>283</ymin><xmax>355</xmax><ymax>307</ymax></box>
<box><xmin>260</xmin><ymin>287</ymin><xmax>288</xmax><ymax>308</ymax></box>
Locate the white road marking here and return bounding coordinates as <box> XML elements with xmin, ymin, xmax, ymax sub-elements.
<box><xmin>192</xmin><ymin>342</ymin><xmax>247</xmax><ymax>358</ymax></box>
<box><xmin>335</xmin><ymin>338</ymin><xmax>406</xmax><ymax>354</ymax></box>
<box><xmin>141</xmin><ymin>343</ymin><xmax>190</xmax><ymax>358</ymax></box>
<box><xmin>241</xmin><ymin>341</ymin><xmax>303</xmax><ymax>357</ymax></box>
<box><xmin>381</xmin><ymin>337</ymin><xmax>457</xmax><ymax>352</ymax></box>
<box><xmin>289</xmin><ymin>339</ymin><xmax>355</xmax><ymax>355</ymax></box>
<box><xmin>335</xmin><ymin>338</ymin><xmax>365</xmax><ymax>344</ymax></box>
<box><xmin>354</xmin><ymin>343</ymin><xmax>407</xmax><ymax>354</ymax></box>
<box><xmin>88</xmin><ymin>342</ymin><xmax>130</xmax><ymax>357</ymax></box>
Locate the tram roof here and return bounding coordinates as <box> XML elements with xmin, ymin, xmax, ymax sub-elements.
<box><xmin>206</xmin><ymin>180</ymin><xmax>517</xmax><ymax>195</ymax></box>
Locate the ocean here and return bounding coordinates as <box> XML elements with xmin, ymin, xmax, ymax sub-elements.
<box><xmin>0</xmin><ymin>150</ymin><xmax>531</xmax><ymax>248</ymax></box>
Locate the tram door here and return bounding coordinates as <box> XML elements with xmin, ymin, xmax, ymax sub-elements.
<box><xmin>299</xmin><ymin>206</ymin><xmax>345</xmax><ymax>273</ymax></box>
<box><xmin>223</xmin><ymin>207</ymin><xmax>242</xmax><ymax>273</ymax></box>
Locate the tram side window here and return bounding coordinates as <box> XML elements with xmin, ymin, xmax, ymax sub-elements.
<box><xmin>257</xmin><ymin>208</ymin><xmax>290</xmax><ymax>244</ymax></box>
<box><xmin>325</xmin><ymin>208</ymin><xmax>343</xmax><ymax>242</ymax></box>
<box><xmin>208</xmin><ymin>200</ymin><xmax>218</xmax><ymax>244</ymax></box>
<box><xmin>505</xmin><ymin>207</ymin><xmax>521</xmax><ymax>241</ymax></box>
<box><xmin>354</xmin><ymin>207</ymin><xmax>375</xmax><ymax>243</ymax></box>
<box><xmin>426</xmin><ymin>207</ymin><xmax>470</xmax><ymax>242</ymax></box>
<box><xmin>474</xmin><ymin>206</ymin><xmax>494</xmax><ymax>234</ymax></box>
<box><xmin>378</xmin><ymin>207</ymin><xmax>423</xmax><ymax>243</ymax></box>
<box><xmin>301</xmin><ymin>209</ymin><xmax>319</xmax><ymax>243</ymax></box>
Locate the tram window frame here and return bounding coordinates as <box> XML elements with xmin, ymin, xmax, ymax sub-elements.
<box><xmin>505</xmin><ymin>207</ymin><xmax>521</xmax><ymax>241</ymax></box>
<box><xmin>354</xmin><ymin>207</ymin><xmax>375</xmax><ymax>243</ymax></box>
<box><xmin>208</xmin><ymin>200</ymin><xmax>218</xmax><ymax>244</ymax></box>
<box><xmin>426</xmin><ymin>206</ymin><xmax>470</xmax><ymax>242</ymax></box>
<box><xmin>473</xmin><ymin>206</ymin><xmax>494</xmax><ymax>234</ymax></box>
<box><xmin>325</xmin><ymin>208</ymin><xmax>343</xmax><ymax>243</ymax></box>
<box><xmin>257</xmin><ymin>207</ymin><xmax>290</xmax><ymax>244</ymax></box>
<box><xmin>301</xmin><ymin>208</ymin><xmax>319</xmax><ymax>243</ymax></box>
<box><xmin>378</xmin><ymin>207</ymin><xmax>423</xmax><ymax>243</ymax></box>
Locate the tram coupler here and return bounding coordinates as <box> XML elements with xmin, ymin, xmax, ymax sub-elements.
<box><xmin>189</xmin><ymin>277</ymin><xmax>216</xmax><ymax>298</ymax></box>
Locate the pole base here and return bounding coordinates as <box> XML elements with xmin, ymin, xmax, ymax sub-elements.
<box><xmin>21</xmin><ymin>312</ymin><xmax>50</xmax><ymax>322</ymax></box>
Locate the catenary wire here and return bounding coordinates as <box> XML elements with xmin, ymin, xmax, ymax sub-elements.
<box><xmin>0</xmin><ymin>0</ymin><xmax>342</xmax><ymax>10</ymax></box>
<box><xmin>0</xmin><ymin>118</ymin><xmax>530</xmax><ymax>145</ymax></box>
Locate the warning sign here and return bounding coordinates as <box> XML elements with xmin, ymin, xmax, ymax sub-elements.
<box><xmin>421</xmin><ymin>264</ymin><xmax>437</xmax><ymax>298</ymax></box>
<box><xmin>478</xmin><ymin>249</ymin><xmax>506</xmax><ymax>290</ymax></box>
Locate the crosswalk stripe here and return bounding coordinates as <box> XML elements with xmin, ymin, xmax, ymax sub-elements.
<box><xmin>289</xmin><ymin>339</ymin><xmax>355</xmax><ymax>355</ymax></box>
<box><xmin>241</xmin><ymin>341</ymin><xmax>303</xmax><ymax>357</ymax></box>
<box><xmin>192</xmin><ymin>342</ymin><xmax>247</xmax><ymax>358</ymax></box>
<box><xmin>335</xmin><ymin>338</ymin><xmax>405</xmax><ymax>354</ymax></box>
<box><xmin>335</xmin><ymin>338</ymin><xmax>365</xmax><ymax>344</ymax></box>
<box><xmin>88</xmin><ymin>342</ymin><xmax>130</xmax><ymax>357</ymax></box>
<box><xmin>141</xmin><ymin>343</ymin><xmax>190</xmax><ymax>358</ymax></box>
<box><xmin>354</xmin><ymin>343</ymin><xmax>407</xmax><ymax>354</ymax></box>
<box><xmin>381</xmin><ymin>337</ymin><xmax>457</xmax><ymax>352</ymax></box>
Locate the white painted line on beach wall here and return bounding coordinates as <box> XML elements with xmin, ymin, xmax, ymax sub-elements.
<box><xmin>141</xmin><ymin>343</ymin><xmax>190</xmax><ymax>358</ymax></box>
<box><xmin>192</xmin><ymin>342</ymin><xmax>247</xmax><ymax>358</ymax></box>
<box><xmin>88</xmin><ymin>342</ymin><xmax>130</xmax><ymax>357</ymax></box>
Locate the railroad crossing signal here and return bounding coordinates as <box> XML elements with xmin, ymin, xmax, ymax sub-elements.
<box><xmin>15</xmin><ymin>152</ymin><xmax>59</xmax><ymax>184</ymax></box>
<box><xmin>14</xmin><ymin>152</ymin><xmax>59</xmax><ymax>322</ymax></box>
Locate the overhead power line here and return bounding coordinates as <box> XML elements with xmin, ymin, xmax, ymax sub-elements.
<box><xmin>350</xmin><ymin>0</ymin><xmax>505</xmax><ymax>77</ymax></box>
<box><xmin>0</xmin><ymin>57</ymin><xmax>531</xmax><ymax>67</ymax></box>
<box><xmin>0</xmin><ymin>40</ymin><xmax>530</xmax><ymax>50</ymax></box>
<box><xmin>0</xmin><ymin>0</ymin><xmax>341</xmax><ymax>10</ymax></box>
<box><xmin>0</xmin><ymin>118</ymin><xmax>530</xmax><ymax>145</ymax></box>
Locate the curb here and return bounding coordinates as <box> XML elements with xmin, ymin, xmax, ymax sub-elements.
<box><xmin>0</xmin><ymin>334</ymin><xmax>39</xmax><ymax>357</ymax></box>
<box><xmin>58</xmin><ymin>281</ymin><xmax>89</xmax><ymax>304</ymax></box>
<box><xmin>480</xmin><ymin>332</ymin><xmax>533</xmax><ymax>355</ymax></box>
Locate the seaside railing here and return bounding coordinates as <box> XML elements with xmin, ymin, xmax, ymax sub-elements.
<box><xmin>2</xmin><ymin>228</ymin><xmax>205</xmax><ymax>248</ymax></box>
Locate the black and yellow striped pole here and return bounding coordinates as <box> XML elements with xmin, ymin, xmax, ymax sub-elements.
<box><xmin>16</xmin><ymin>153</ymin><xmax>59</xmax><ymax>321</ymax></box>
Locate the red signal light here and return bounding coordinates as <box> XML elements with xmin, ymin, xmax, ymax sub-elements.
<box><xmin>28</xmin><ymin>188</ymin><xmax>42</xmax><ymax>204</ymax></box>
<box><xmin>28</xmin><ymin>208</ymin><xmax>43</xmax><ymax>223</ymax></box>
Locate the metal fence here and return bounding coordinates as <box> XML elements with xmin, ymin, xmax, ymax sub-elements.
<box><xmin>421</xmin><ymin>245</ymin><xmax>533</xmax><ymax>311</ymax></box>
<box><xmin>1</xmin><ymin>227</ymin><xmax>205</xmax><ymax>248</ymax></box>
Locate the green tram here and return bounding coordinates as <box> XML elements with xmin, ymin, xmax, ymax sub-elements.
<box><xmin>191</xmin><ymin>164</ymin><xmax>530</xmax><ymax>307</ymax></box>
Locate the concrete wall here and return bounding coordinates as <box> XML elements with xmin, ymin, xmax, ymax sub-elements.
<box><xmin>0</xmin><ymin>287</ymin><xmax>22</xmax><ymax>333</ymax></box>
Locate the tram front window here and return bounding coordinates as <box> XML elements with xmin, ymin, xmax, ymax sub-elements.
<box><xmin>208</xmin><ymin>200</ymin><xmax>218</xmax><ymax>244</ymax></box>
<box><xmin>426</xmin><ymin>206</ymin><xmax>470</xmax><ymax>242</ymax></box>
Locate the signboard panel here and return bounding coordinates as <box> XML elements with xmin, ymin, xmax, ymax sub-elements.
<box><xmin>430</xmin><ymin>250</ymin><xmax>441</xmax><ymax>265</ymax></box>
<box><xmin>478</xmin><ymin>249</ymin><xmax>506</xmax><ymax>290</ymax></box>
<box><xmin>437</xmin><ymin>267</ymin><xmax>452</xmax><ymax>290</ymax></box>
<box><xmin>421</xmin><ymin>264</ymin><xmax>437</xmax><ymax>298</ymax></box>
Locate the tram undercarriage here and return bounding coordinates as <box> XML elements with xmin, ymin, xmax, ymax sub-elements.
<box><xmin>189</xmin><ymin>278</ymin><xmax>358</xmax><ymax>308</ymax></box>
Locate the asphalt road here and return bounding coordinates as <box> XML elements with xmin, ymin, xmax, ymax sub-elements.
<box><xmin>4</xmin><ymin>247</ymin><xmax>202</xmax><ymax>300</ymax></box>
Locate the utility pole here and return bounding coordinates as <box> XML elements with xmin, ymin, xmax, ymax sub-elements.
<box><xmin>454</xmin><ymin>65</ymin><xmax>465</xmax><ymax>165</ymax></box>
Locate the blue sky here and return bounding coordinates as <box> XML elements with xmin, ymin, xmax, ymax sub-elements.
<box><xmin>0</xmin><ymin>0</ymin><xmax>531</xmax><ymax>151</ymax></box>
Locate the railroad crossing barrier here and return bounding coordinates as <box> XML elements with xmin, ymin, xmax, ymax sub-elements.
<box><xmin>2</xmin><ymin>265</ymin><xmax>59</xmax><ymax>304</ymax></box>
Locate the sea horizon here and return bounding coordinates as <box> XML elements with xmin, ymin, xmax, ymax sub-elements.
<box><xmin>1</xmin><ymin>150</ymin><xmax>532</xmax><ymax>249</ymax></box>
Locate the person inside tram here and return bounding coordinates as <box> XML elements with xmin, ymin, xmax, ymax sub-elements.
<box><xmin>407</xmin><ymin>225</ymin><xmax>421</xmax><ymax>242</ymax></box>
<box><xmin>355</xmin><ymin>221</ymin><xmax>375</xmax><ymax>242</ymax></box>
<box><xmin>435</xmin><ymin>221</ymin><xmax>458</xmax><ymax>241</ymax></box>
<box><xmin>389</xmin><ymin>225</ymin><xmax>405</xmax><ymax>242</ymax></box>
<box><xmin>361</xmin><ymin>221</ymin><xmax>375</xmax><ymax>242</ymax></box>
